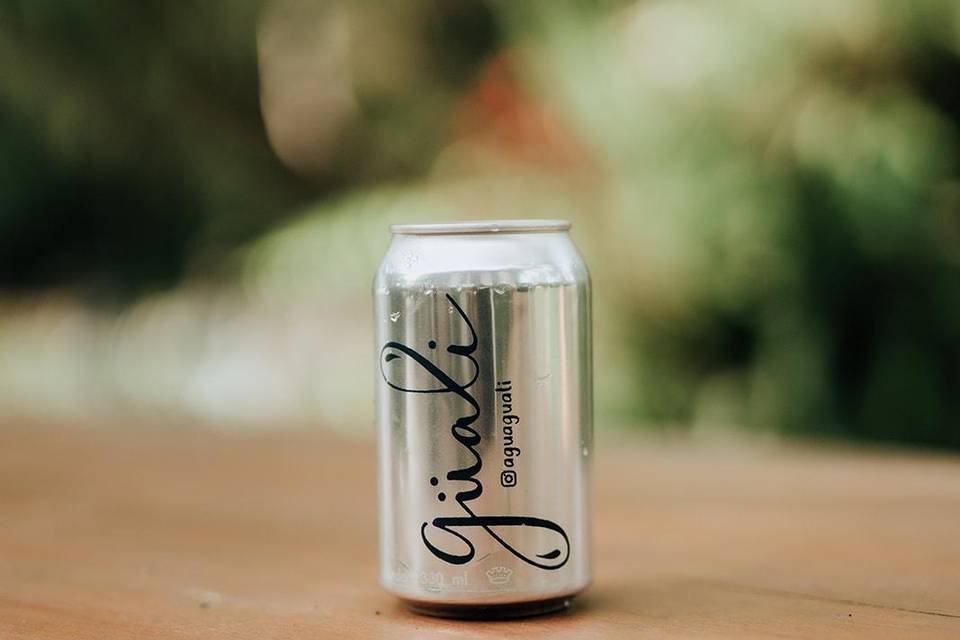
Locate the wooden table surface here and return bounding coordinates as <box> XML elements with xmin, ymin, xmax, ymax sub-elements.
<box><xmin>1</xmin><ymin>423</ymin><xmax>958</xmax><ymax>639</ymax></box>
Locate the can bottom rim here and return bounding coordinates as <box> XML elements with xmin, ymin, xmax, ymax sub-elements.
<box><xmin>400</xmin><ymin>592</ymin><xmax>580</xmax><ymax>620</ymax></box>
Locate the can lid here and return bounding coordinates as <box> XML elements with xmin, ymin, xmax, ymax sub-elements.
<box><xmin>390</xmin><ymin>219</ymin><xmax>571</xmax><ymax>235</ymax></box>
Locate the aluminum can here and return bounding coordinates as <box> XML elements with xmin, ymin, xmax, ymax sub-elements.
<box><xmin>374</xmin><ymin>219</ymin><xmax>592</xmax><ymax>618</ymax></box>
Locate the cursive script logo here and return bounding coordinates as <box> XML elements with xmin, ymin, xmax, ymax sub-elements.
<box><xmin>380</xmin><ymin>294</ymin><xmax>569</xmax><ymax>570</ymax></box>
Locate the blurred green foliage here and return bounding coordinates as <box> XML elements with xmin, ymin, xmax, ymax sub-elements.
<box><xmin>489</xmin><ymin>1</ymin><xmax>960</xmax><ymax>447</ymax></box>
<box><xmin>0</xmin><ymin>0</ymin><xmax>311</xmax><ymax>297</ymax></box>
<box><xmin>1</xmin><ymin>0</ymin><xmax>959</xmax><ymax>447</ymax></box>
<box><xmin>0</xmin><ymin>0</ymin><xmax>500</xmax><ymax>298</ymax></box>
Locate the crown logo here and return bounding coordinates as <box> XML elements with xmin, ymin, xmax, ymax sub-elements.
<box><xmin>392</xmin><ymin>560</ymin><xmax>409</xmax><ymax>584</ymax></box>
<box><xmin>485</xmin><ymin>566</ymin><xmax>513</xmax><ymax>585</ymax></box>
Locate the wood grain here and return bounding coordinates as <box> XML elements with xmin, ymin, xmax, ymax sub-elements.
<box><xmin>0</xmin><ymin>423</ymin><xmax>958</xmax><ymax>638</ymax></box>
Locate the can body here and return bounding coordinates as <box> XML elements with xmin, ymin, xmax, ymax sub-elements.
<box><xmin>374</xmin><ymin>220</ymin><xmax>592</xmax><ymax>618</ymax></box>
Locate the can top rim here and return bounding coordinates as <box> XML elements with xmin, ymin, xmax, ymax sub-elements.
<box><xmin>390</xmin><ymin>219</ymin><xmax>571</xmax><ymax>236</ymax></box>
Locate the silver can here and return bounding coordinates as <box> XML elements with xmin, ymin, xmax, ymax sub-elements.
<box><xmin>374</xmin><ymin>219</ymin><xmax>592</xmax><ymax>618</ymax></box>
